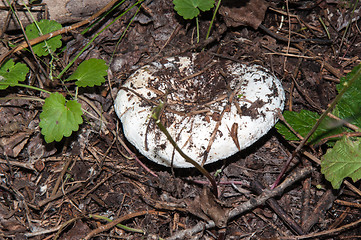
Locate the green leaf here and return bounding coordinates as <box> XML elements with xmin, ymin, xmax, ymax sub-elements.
<box><xmin>321</xmin><ymin>136</ymin><xmax>361</xmax><ymax>189</ymax></box>
<box><xmin>25</xmin><ymin>19</ymin><xmax>62</xmax><ymax>56</ymax></box>
<box><xmin>275</xmin><ymin>109</ymin><xmax>345</xmax><ymax>144</ymax></box>
<box><xmin>173</xmin><ymin>0</ymin><xmax>215</xmax><ymax>19</ymax></box>
<box><xmin>66</xmin><ymin>59</ymin><xmax>108</xmax><ymax>87</ymax></box>
<box><xmin>0</xmin><ymin>60</ymin><xmax>29</xmax><ymax>89</ymax></box>
<box><xmin>39</xmin><ymin>92</ymin><xmax>83</xmax><ymax>143</ymax></box>
<box><xmin>333</xmin><ymin>64</ymin><xmax>361</xmax><ymax>128</ymax></box>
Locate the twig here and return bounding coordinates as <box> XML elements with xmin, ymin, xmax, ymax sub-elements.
<box><xmin>344</xmin><ymin>180</ymin><xmax>361</xmax><ymax>198</ymax></box>
<box><xmin>37</xmin><ymin>182</ymin><xmax>83</xmax><ymax>207</ymax></box>
<box><xmin>334</xmin><ymin>199</ymin><xmax>361</xmax><ymax>209</ymax></box>
<box><xmin>113</xmin><ymin>129</ymin><xmax>158</xmax><ymax>178</ymax></box>
<box><xmin>151</xmin><ymin>102</ymin><xmax>218</xmax><ymax>196</ymax></box>
<box><xmin>301</xmin><ymin>189</ymin><xmax>337</xmax><ymax>232</ymax></box>
<box><xmin>271</xmin><ymin>65</ymin><xmax>361</xmax><ymax>189</ymax></box>
<box><xmin>251</xmin><ymin>180</ymin><xmax>305</xmax><ymax>235</ymax></box>
<box><xmin>293</xmin><ymin>44</ymin><xmax>343</xmax><ymax>79</ymax></box>
<box><xmin>279</xmin><ymin>217</ymin><xmax>361</xmax><ymax>239</ymax></box>
<box><xmin>167</xmin><ymin>166</ymin><xmax>312</xmax><ymax>240</ymax></box>
<box><xmin>0</xmin><ymin>0</ymin><xmax>120</xmax><ymax>64</ymax></box>
<box><xmin>228</xmin><ymin>166</ymin><xmax>312</xmax><ymax>219</ymax></box>
<box><xmin>83</xmin><ymin>210</ymin><xmax>166</xmax><ymax>240</ymax></box>
<box><xmin>258</xmin><ymin>24</ymin><xmax>332</xmax><ymax>44</ymax></box>
<box><xmin>0</xmin><ymin>158</ymin><xmax>35</xmax><ymax>171</ymax></box>
<box><xmin>24</xmin><ymin>226</ymin><xmax>62</xmax><ymax>237</ymax></box>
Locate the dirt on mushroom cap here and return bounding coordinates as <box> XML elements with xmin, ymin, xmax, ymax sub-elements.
<box><xmin>115</xmin><ymin>54</ymin><xmax>285</xmax><ymax>168</ymax></box>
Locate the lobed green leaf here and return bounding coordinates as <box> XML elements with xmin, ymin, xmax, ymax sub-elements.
<box><xmin>0</xmin><ymin>60</ymin><xmax>29</xmax><ymax>90</ymax></box>
<box><xmin>173</xmin><ymin>0</ymin><xmax>215</xmax><ymax>19</ymax></box>
<box><xmin>66</xmin><ymin>59</ymin><xmax>108</xmax><ymax>87</ymax></box>
<box><xmin>39</xmin><ymin>92</ymin><xmax>83</xmax><ymax>143</ymax></box>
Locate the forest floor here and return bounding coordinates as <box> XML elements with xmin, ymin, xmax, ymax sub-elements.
<box><xmin>0</xmin><ymin>0</ymin><xmax>361</xmax><ymax>239</ymax></box>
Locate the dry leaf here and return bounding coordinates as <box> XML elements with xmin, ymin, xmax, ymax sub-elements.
<box><xmin>219</xmin><ymin>0</ymin><xmax>269</xmax><ymax>29</ymax></box>
<box><xmin>230</xmin><ymin>122</ymin><xmax>241</xmax><ymax>151</ymax></box>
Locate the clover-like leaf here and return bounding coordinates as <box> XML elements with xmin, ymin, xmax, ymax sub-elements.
<box><xmin>173</xmin><ymin>0</ymin><xmax>215</xmax><ymax>19</ymax></box>
<box><xmin>25</xmin><ymin>19</ymin><xmax>62</xmax><ymax>56</ymax></box>
<box><xmin>321</xmin><ymin>136</ymin><xmax>361</xmax><ymax>189</ymax></box>
<box><xmin>39</xmin><ymin>92</ymin><xmax>83</xmax><ymax>143</ymax></box>
<box><xmin>66</xmin><ymin>59</ymin><xmax>108</xmax><ymax>87</ymax></box>
<box><xmin>0</xmin><ymin>60</ymin><xmax>29</xmax><ymax>89</ymax></box>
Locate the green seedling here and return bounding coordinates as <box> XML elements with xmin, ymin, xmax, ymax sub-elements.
<box><xmin>1</xmin><ymin>58</ymin><xmax>108</xmax><ymax>143</ymax></box>
<box><xmin>0</xmin><ymin>0</ymin><xmax>144</xmax><ymax>143</ymax></box>
<box><xmin>173</xmin><ymin>0</ymin><xmax>215</xmax><ymax>43</ymax></box>
<box><xmin>173</xmin><ymin>0</ymin><xmax>215</xmax><ymax>20</ymax></box>
<box><xmin>1</xmin><ymin>17</ymin><xmax>107</xmax><ymax>143</ymax></box>
<box><xmin>276</xmin><ymin>64</ymin><xmax>361</xmax><ymax>189</ymax></box>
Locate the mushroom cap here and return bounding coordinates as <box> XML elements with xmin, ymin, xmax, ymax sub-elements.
<box><xmin>115</xmin><ymin>54</ymin><xmax>285</xmax><ymax>168</ymax></box>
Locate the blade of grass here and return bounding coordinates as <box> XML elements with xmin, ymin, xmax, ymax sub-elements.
<box><xmin>89</xmin><ymin>214</ymin><xmax>144</xmax><ymax>234</ymax></box>
<box><xmin>57</xmin><ymin>0</ymin><xmax>144</xmax><ymax>79</ymax></box>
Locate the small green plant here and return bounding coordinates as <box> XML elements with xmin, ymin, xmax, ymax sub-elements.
<box><xmin>0</xmin><ymin>19</ymin><xmax>108</xmax><ymax>143</ymax></box>
<box><xmin>1</xmin><ymin>0</ymin><xmax>143</xmax><ymax>143</ymax></box>
<box><xmin>276</xmin><ymin>64</ymin><xmax>361</xmax><ymax>189</ymax></box>
<box><xmin>173</xmin><ymin>0</ymin><xmax>215</xmax><ymax>20</ymax></box>
<box><xmin>173</xmin><ymin>0</ymin><xmax>216</xmax><ymax>43</ymax></box>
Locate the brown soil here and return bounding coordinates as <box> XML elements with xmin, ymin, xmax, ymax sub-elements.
<box><xmin>1</xmin><ymin>0</ymin><xmax>361</xmax><ymax>239</ymax></box>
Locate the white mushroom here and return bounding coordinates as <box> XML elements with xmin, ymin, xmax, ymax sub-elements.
<box><xmin>114</xmin><ymin>54</ymin><xmax>285</xmax><ymax>168</ymax></box>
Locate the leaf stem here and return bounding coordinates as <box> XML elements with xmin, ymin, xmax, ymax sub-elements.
<box><xmin>206</xmin><ymin>0</ymin><xmax>221</xmax><ymax>40</ymax></box>
<box><xmin>88</xmin><ymin>214</ymin><xmax>144</xmax><ymax>233</ymax></box>
<box><xmin>196</xmin><ymin>16</ymin><xmax>200</xmax><ymax>43</ymax></box>
<box><xmin>0</xmin><ymin>82</ymin><xmax>51</xmax><ymax>94</ymax></box>
<box><xmin>151</xmin><ymin>102</ymin><xmax>218</xmax><ymax>196</ymax></box>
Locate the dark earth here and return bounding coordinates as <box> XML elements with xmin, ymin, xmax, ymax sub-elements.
<box><xmin>1</xmin><ymin>0</ymin><xmax>361</xmax><ymax>239</ymax></box>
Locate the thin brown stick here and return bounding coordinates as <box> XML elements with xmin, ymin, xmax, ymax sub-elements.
<box><xmin>37</xmin><ymin>182</ymin><xmax>83</xmax><ymax>207</ymax></box>
<box><xmin>326</xmin><ymin>112</ymin><xmax>360</xmax><ymax>131</ymax></box>
<box><xmin>0</xmin><ymin>0</ymin><xmax>119</xmax><ymax>64</ymax></box>
<box><xmin>84</xmin><ymin>210</ymin><xmax>166</xmax><ymax>239</ymax></box>
<box><xmin>272</xmin><ymin>65</ymin><xmax>361</xmax><ymax>189</ymax></box>
<box><xmin>279</xmin><ymin>217</ymin><xmax>361</xmax><ymax>239</ymax></box>
<box><xmin>334</xmin><ymin>199</ymin><xmax>361</xmax><ymax>209</ymax></box>
<box><xmin>293</xmin><ymin>43</ymin><xmax>343</xmax><ymax>79</ymax></box>
<box><xmin>167</xmin><ymin>166</ymin><xmax>312</xmax><ymax>240</ymax></box>
<box><xmin>301</xmin><ymin>189</ymin><xmax>337</xmax><ymax>232</ymax></box>
<box><xmin>0</xmin><ymin>158</ymin><xmax>35</xmax><ymax>170</ymax></box>
<box><xmin>251</xmin><ymin>180</ymin><xmax>305</xmax><ymax>235</ymax></box>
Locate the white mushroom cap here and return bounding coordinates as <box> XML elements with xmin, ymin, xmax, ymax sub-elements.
<box><xmin>115</xmin><ymin>54</ymin><xmax>285</xmax><ymax>168</ymax></box>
